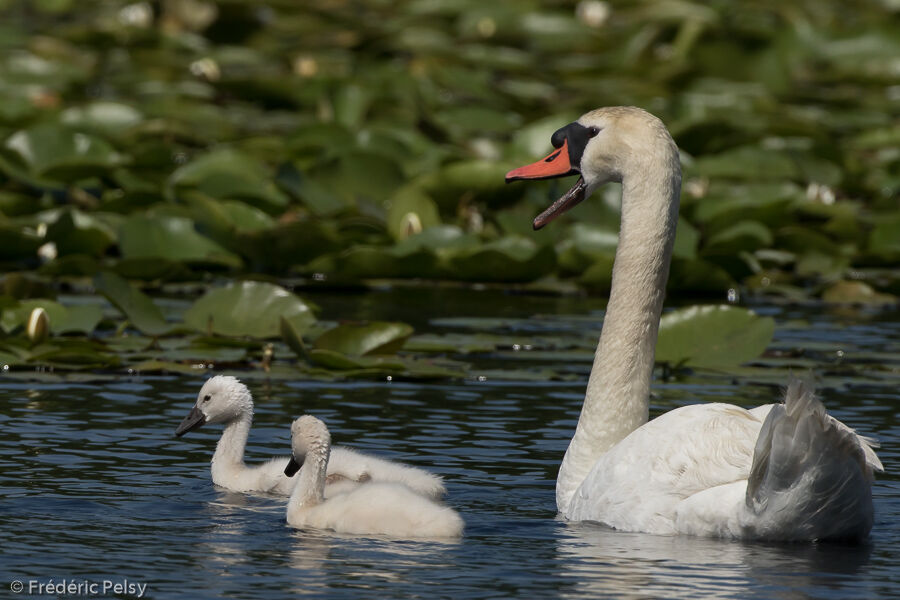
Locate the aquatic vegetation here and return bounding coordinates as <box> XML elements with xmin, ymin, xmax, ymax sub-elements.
<box><xmin>0</xmin><ymin>0</ymin><xmax>897</xmax><ymax>378</ymax></box>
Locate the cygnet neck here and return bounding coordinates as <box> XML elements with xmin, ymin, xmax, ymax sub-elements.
<box><xmin>211</xmin><ymin>411</ymin><xmax>252</xmax><ymax>476</ymax></box>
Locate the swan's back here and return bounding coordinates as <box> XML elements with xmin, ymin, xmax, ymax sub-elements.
<box><xmin>329</xmin><ymin>446</ymin><xmax>447</xmax><ymax>499</ymax></box>
<box><xmin>292</xmin><ymin>482</ymin><xmax>464</xmax><ymax>539</ymax></box>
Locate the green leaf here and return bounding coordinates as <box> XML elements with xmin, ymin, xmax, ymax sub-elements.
<box><xmin>184</xmin><ymin>281</ymin><xmax>316</xmax><ymax>339</ymax></box>
<box><xmin>672</xmin><ymin>217</ymin><xmax>700</xmax><ymax>260</ymax></box>
<box><xmin>386</xmin><ymin>186</ymin><xmax>441</xmax><ymax>240</ymax></box>
<box><xmin>314</xmin><ymin>321</ymin><xmax>414</xmax><ymax>356</ymax></box>
<box><xmin>0</xmin><ymin>299</ymin><xmax>102</xmax><ymax>336</ymax></box>
<box><xmin>394</xmin><ymin>225</ymin><xmax>479</xmax><ymax>255</ymax></box>
<box><xmin>46</xmin><ymin>208</ymin><xmax>117</xmax><ymax>257</ymax></box>
<box><xmin>93</xmin><ymin>272</ymin><xmax>170</xmax><ymax>336</ymax></box>
<box><xmin>690</xmin><ymin>145</ymin><xmax>800</xmax><ymax>181</ymax></box>
<box><xmin>59</xmin><ymin>102</ymin><xmax>143</xmax><ymax>137</ymax></box>
<box><xmin>423</xmin><ymin>160</ymin><xmax>520</xmax><ymax>210</ymax></box>
<box><xmin>557</xmin><ymin>223</ymin><xmax>618</xmax><ymax>275</ymax></box>
<box><xmin>118</xmin><ymin>215</ymin><xmax>242</xmax><ymax>268</ymax></box>
<box><xmin>0</xmin><ymin>225</ymin><xmax>42</xmax><ymax>260</ymax></box>
<box><xmin>306</xmin><ymin>348</ymin><xmax>407</xmax><ymax>371</ymax></box>
<box><xmin>128</xmin><ymin>360</ymin><xmax>204</xmax><ymax>375</ymax></box>
<box><xmin>331</xmin><ymin>245</ymin><xmax>439</xmax><ymax>279</ymax></box>
<box><xmin>3</xmin><ymin>123</ymin><xmax>122</xmax><ymax>179</ymax></box>
<box><xmin>448</xmin><ymin>236</ymin><xmax>556</xmax><ymax>282</ymax></box>
<box><xmin>169</xmin><ymin>148</ymin><xmax>289</xmax><ymax>210</ymax></box>
<box><xmin>655</xmin><ymin>305</ymin><xmax>774</xmax><ymax>368</ymax></box>
<box><xmin>27</xmin><ymin>341</ymin><xmax>117</xmax><ymax>369</ymax></box>
<box><xmin>237</xmin><ymin>218</ymin><xmax>342</xmax><ymax>271</ymax></box>
<box><xmin>280</xmin><ymin>316</ymin><xmax>309</xmax><ymax>359</ymax></box>
<box><xmin>702</xmin><ymin>220</ymin><xmax>773</xmax><ymax>256</ymax></box>
<box><xmin>869</xmin><ymin>213</ymin><xmax>900</xmax><ymax>257</ymax></box>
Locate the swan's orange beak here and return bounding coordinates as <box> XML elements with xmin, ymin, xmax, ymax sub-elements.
<box><xmin>505</xmin><ymin>139</ymin><xmax>576</xmax><ymax>181</ymax></box>
<box><xmin>505</xmin><ymin>137</ymin><xmax>587</xmax><ymax>230</ymax></box>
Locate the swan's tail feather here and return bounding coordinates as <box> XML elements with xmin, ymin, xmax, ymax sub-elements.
<box><xmin>744</xmin><ymin>378</ymin><xmax>877</xmax><ymax>541</ymax></box>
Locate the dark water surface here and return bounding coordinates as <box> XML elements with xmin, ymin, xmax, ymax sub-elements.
<box><xmin>2</xmin><ymin>289</ymin><xmax>898</xmax><ymax>599</ymax></box>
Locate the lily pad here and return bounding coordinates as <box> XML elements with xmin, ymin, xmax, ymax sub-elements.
<box><xmin>128</xmin><ymin>360</ymin><xmax>204</xmax><ymax>375</ymax></box>
<box><xmin>386</xmin><ymin>186</ymin><xmax>441</xmax><ymax>240</ymax></box>
<box><xmin>118</xmin><ymin>215</ymin><xmax>242</xmax><ymax>268</ymax></box>
<box><xmin>330</xmin><ymin>245</ymin><xmax>439</xmax><ymax>279</ymax></box>
<box><xmin>46</xmin><ymin>208</ymin><xmax>117</xmax><ymax>257</ymax></box>
<box><xmin>0</xmin><ymin>299</ymin><xmax>102</xmax><ymax>336</ymax></box>
<box><xmin>184</xmin><ymin>280</ymin><xmax>316</xmax><ymax>338</ymax></box>
<box><xmin>0</xmin><ymin>226</ymin><xmax>42</xmax><ymax>260</ymax></box>
<box><xmin>280</xmin><ymin>316</ymin><xmax>309</xmax><ymax>359</ymax></box>
<box><xmin>313</xmin><ymin>321</ymin><xmax>414</xmax><ymax>356</ymax></box>
<box><xmin>169</xmin><ymin>148</ymin><xmax>289</xmax><ymax>210</ymax></box>
<box><xmin>868</xmin><ymin>213</ymin><xmax>900</xmax><ymax>258</ymax></box>
<box><xmin>448</xmin><ymin>236</ymin><xmax>556</xmax><ymax>282</ymax></box>
<box><xmin>93</xmin><ymin>271</ymin><xmax>170</xmax><ymax>336</ymax></box>
<box><xmin>690</xmin><ymin>145</ymin><xmax>801</xmax><ymax>181</ymax></box>
<box><xmin>3</xmin><ymin>123</ymin><xmax>122</xmax><ymax>180</ymax></box>
<box><xmin>655</xmin><ymin>305</ymin><xmax>775</xmax><ymax>368</ymax></box>
<box><xmin>306</xmin><ymin>348</ymin><xmax>407</xmax><ymax>371</ymax></box>
<box><xmin>26</xmin><ymin>339</ymin><xmax>117</xmax><ymax>368</ymax></box>
<box><xmin>702</xmin><ymin>220</ymin><xmax>773</xmax><ymax>256</ymax></box>
<box><xmin>59</xmin><ymin>102</ymin><xmax>144</xmax><ymax>136</ymax></box>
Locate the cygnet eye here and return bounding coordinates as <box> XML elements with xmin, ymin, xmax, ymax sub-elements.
<box><xmin>588</xmin><ymin>126</ymin><xmax>601</xmax><ymax>137</ymax></box>
<box><xmin>203</xmin><ymin>394</ymin><xmax>211</xmax><ymax>403</ymax></box>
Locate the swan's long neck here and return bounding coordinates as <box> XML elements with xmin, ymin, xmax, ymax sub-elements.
<box><xmin>287</xmin><ymin>443</ymin><xmax>329</xmax><ymax>519</ymax></box>
<box><xmin>210</xmin><ymin>413</ymin><xmax>251</xmax><ymax>481</ymax></box>
<box><xmin>557</xmin><ymin>147</ymin><xmax>681</xmax><ymax>510</ymax></box>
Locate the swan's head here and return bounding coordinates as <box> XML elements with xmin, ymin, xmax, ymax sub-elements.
<box><xmin>284</xmin><ymin>415</ymin><xmax>330</xmax><ymax>477</ymax></box>
<box><xmin>506</xmin><ymin>106</ymin><xmax>678</xmax><ymax>229</ymax></box>
<box><xmin>174</xmin><ymin>375</ymin><xmax>254</xmax><ymax>437</ymax></box>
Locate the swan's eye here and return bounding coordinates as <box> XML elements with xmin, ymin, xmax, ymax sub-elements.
<box><xmin>588</xmin><ymin>126</ymin><xmax>601</xmax><ymax>137</ymax></box>
<box><xmin>203</xmin><ymin>394</ymin><xmax>211</xmax><ymax>402</ymax></box>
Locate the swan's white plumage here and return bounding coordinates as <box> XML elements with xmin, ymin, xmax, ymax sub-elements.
<box><xmin>566</xmin><ymin>402</ymin><xmax>761</xmax><ymax>534</ymax></box>
<box><xmin>511</xmin><ymin>106</ymin><xmax>881</xmax><ymax>541</ymax></box>
<box><xmin>286</xmin><ymin>415</ymin><xmax>464</xmax><ymax>539</ymax></box>
<box><xmin>176</xmin><ymin>376</ymin><xmax>446</xmax><ymax>499</ymax></box>
<box><xmin>567</xmin><ymin>383</ymin><xmax>881</xmax><ymax>539</ymax></box>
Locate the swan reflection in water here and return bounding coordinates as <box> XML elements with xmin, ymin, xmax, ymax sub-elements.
<box><xmin>200</xmin><ymin>489</ymin><xmax>459</xmax><ymax>593</ymax></box>
<box><xmin>556</xmin><ymin>520</ymin><xmax>873</xmax><ymax>599</ymax></box>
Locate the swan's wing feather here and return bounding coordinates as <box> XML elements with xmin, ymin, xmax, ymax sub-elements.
<box><xmin>327</xmin><ymin>446</ymin><xmax>447</xmax><ymax>499</ymax></box>
<box><xmin>566</xmin><ymin>403</ymin><xmax>765</xmax><ymax>533</ymax></box>
<box><xmin>742</xmin><ymin>378</ymin><xmax>877</xmax><ymax>540</ymax></box>
<box><xmin>824</xmin><ymin>414</ymin><xmax>883</xmax><ymax>472</ymax></box>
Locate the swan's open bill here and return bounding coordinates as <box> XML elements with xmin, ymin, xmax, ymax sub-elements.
<box><xmin>506</xmin><ymin>107</ymin><xmax>882</xmax><ymax>541</ymax></box>
<box><xmin>174</xmin><ymin>375</ymin><xmax>448</xmax><ymax>499</ymax></box>
<box><xmin>505</xmin><ymin>121</ymin><xmax>599</xmax><ymax>229</ymax></box>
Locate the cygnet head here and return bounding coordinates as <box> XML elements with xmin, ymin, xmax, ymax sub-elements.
<box><xmin>174</xmin><ymin>375</ymin><xmax>254</xmax><ymax>437</ymax></box>
<box><xmin>283</xmin><ymin>415</ymin><xmax>330</xmax><ymax>477</ymax></box>
<box><xmin>506</xmin><ymin>106</ymin><xmax>679</xmax><ymax>229</ymax></box>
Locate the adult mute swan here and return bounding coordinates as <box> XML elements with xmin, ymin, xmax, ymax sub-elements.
<box><xmin>506</xmin><ymin>106</ymin><xmax>882</xmax><ymax>541</ymax></box>
<box><xmin>175</xmin><ymin>375</ymin><xmax>446</xmax><ymax>498</ymax></box>
<box><xmin>284</xmin><ymin>415</ymin><xmax>464</xmax><ymax>538</ymax></box>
